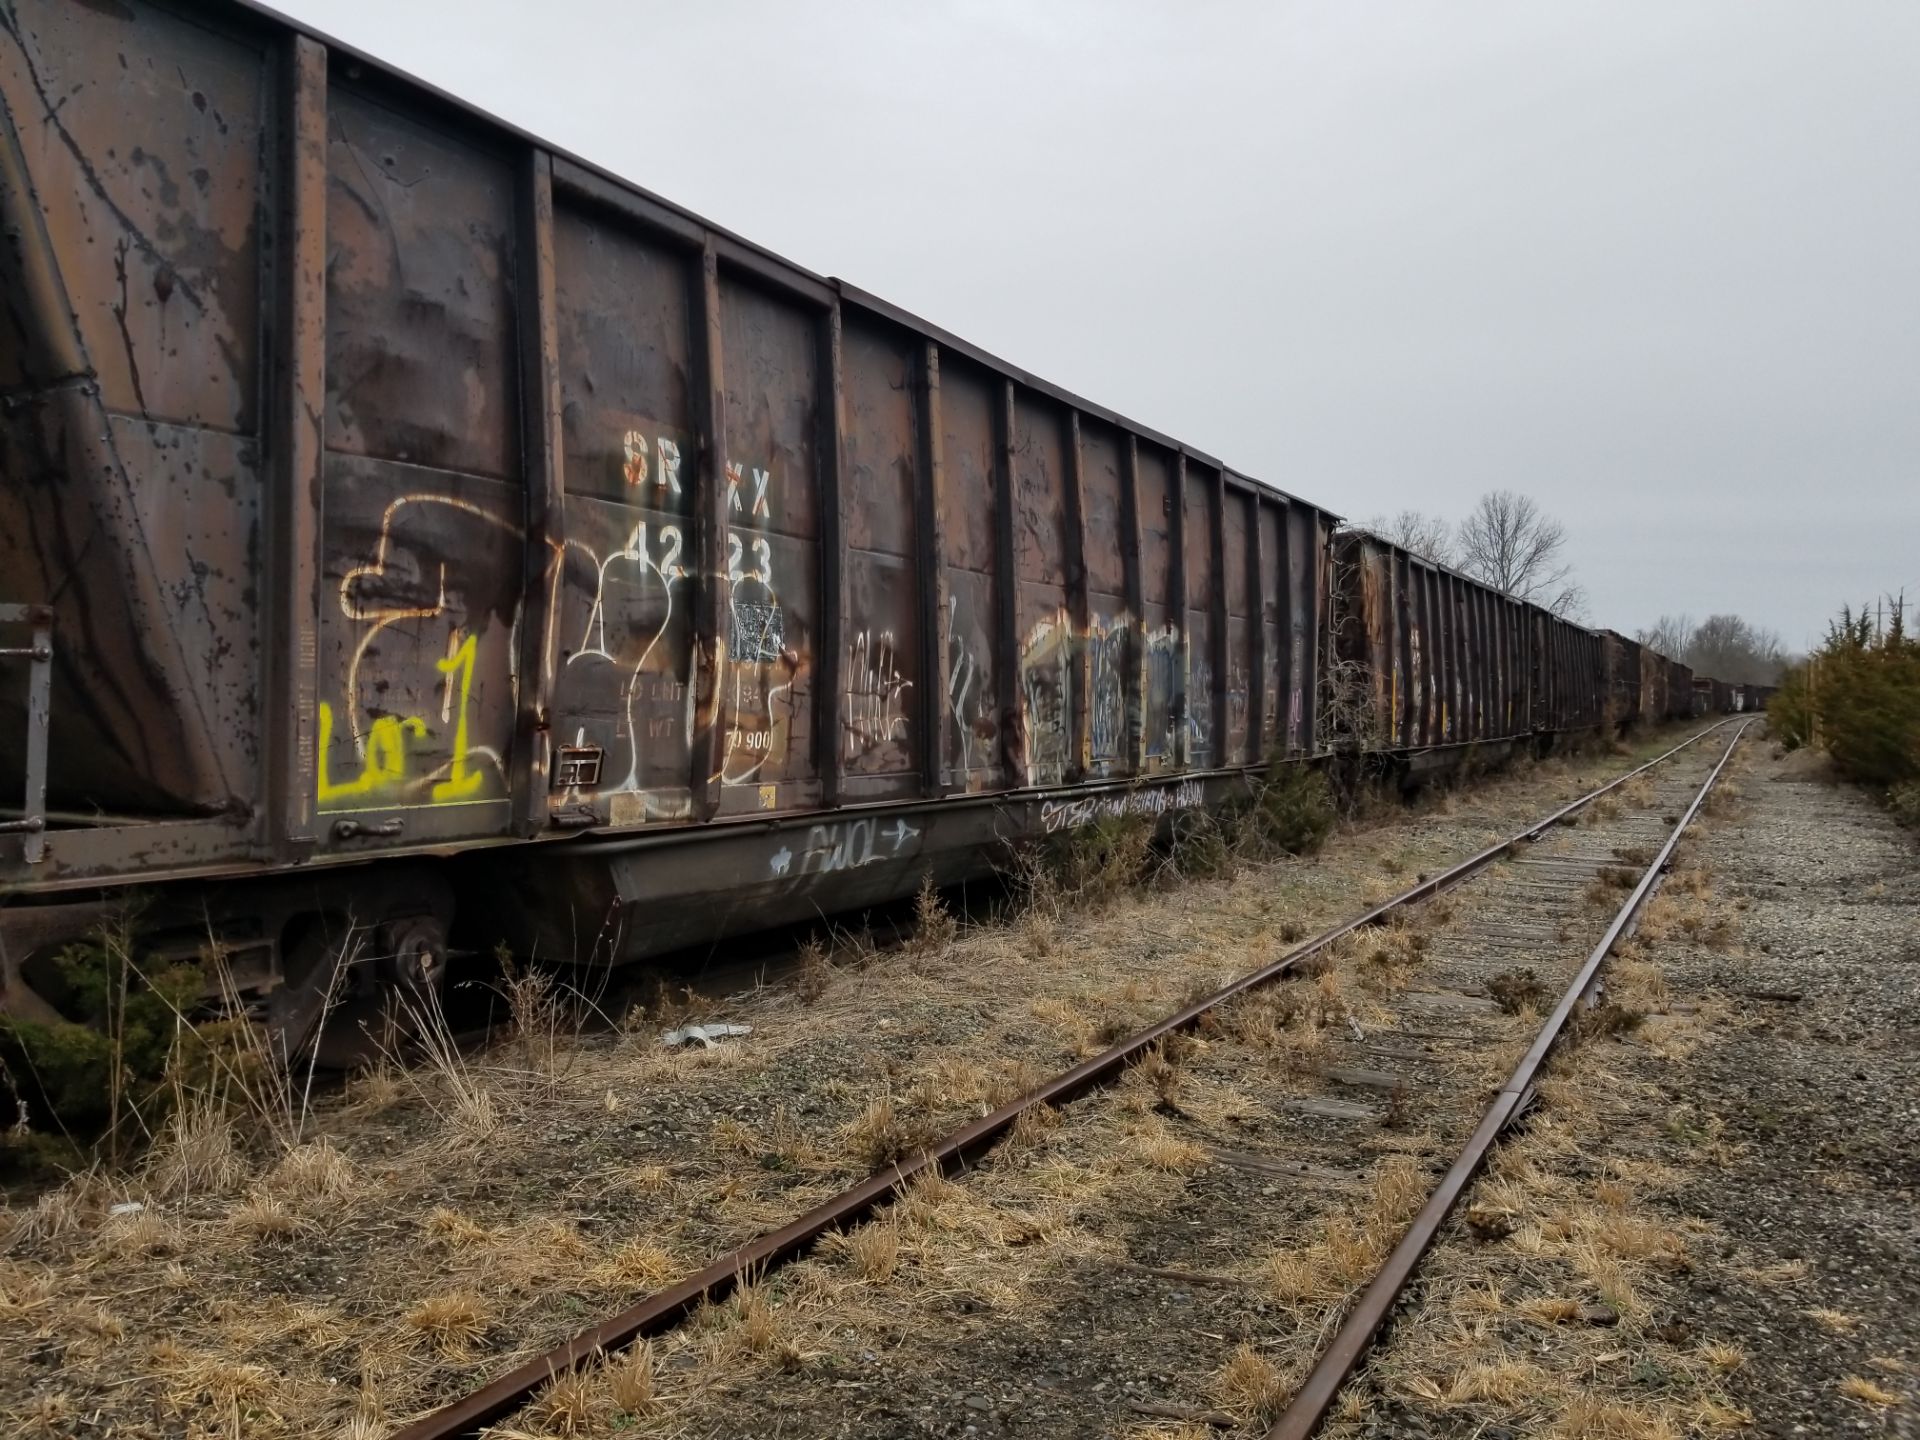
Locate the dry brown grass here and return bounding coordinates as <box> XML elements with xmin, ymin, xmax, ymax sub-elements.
<box><xmin>524</xmin><ymin>1363</ymin><xmax>601</xmax><ymax>1434</ymax></box>
<box><xmin>1216</xmin><ymin>1342</ymin><xmax>1288</xmax><ymax>1422</ymax></box>
<box><xmin>843</xmin><ymin>1093</ymin><xmax>930</xmax><ymax>1170</ymax></box>
<box><xmin>227</xmin><ymin>1191</ymin><xmax>316</xmax><ymax>1243</ymax></box>
<box><xmin>1838</xmin><ymin>1374</ymin><xmax>1901</xmax><ymax>1408</ymax></box>
<box><xmin>145</xmin><ymin>1095</ymin><xmax>245</xmax><ymax>1199</ymax></box>
<box><xmin>405</xmin><ymin>1291</ymin><xmax>491</xmax><ymax>1356</ymax></box>
<box><xmin>837</xmin><ymin>1219</ymin><xmax>901</xmax><ymax>1281</ymax></box>
<box><xmin>1260</xmin><ymin>1157</ymin><xmax>1424</xmax><ymax>1313</ymax></box>
<box><xmin>1548</xmin><ymin>1395</ymin><xmax>1682</xmax><ymax>1438</ymax></box>
<box><xmin>605</xmin><ymin>1341</ymin><xmax>659</xmax><ymax>1416</ymax></box>
<box><xmin>263</xmin><ymin>1138</ymin><xmax>357</xmax><ymax>1202</ymax></box>
<box><xmin>591</xmin><ymin>1238</ymin><xmax>681</xmax><ymax>1292</ymax></box>
<box><xmin>95</xmin><ymin>1207</ymin><xmax>182</xmax><ymax>1259</ymax></box>
<box><xmin>1697</xmin><ymin>1340</ymin><xmax>1746</xmax><ymax>1372</ymax></box>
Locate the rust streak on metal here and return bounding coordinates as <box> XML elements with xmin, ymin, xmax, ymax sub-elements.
<box><xmin>1263</xmin><ymin>719</ymin><xmax>1751</xmax><ymax>1440</ymax></box>
<box><xmin>388</xmin><ymin>720</ymin><xmax>1733</xmax><ymax>1440</ymax></box>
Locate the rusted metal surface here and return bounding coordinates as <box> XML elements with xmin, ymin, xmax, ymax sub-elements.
<box><xmin>395</xmin><ymin>720</ymin><xmax>1731</xmax><ymax>1440</ymax></box>
<box><xmin>0</xmin><ymin>0</ymin><xmax>265</xmax><ymax>822</ymax></box>
<box><xmin>1334</xmin><ymin>529</ymin><xmax>1566</xmax><ymax>754</ymax></box>
<box><xmin>1264</xmin><ymin>720</ymin><xmax>1749</xmax><ymax>1440</ymax></box>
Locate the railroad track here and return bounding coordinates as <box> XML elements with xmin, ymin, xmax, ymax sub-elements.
<box><xmin>392</xmin><ymin>720</ymin><xmax>1746</xmax><ymax>1440</ymax></box>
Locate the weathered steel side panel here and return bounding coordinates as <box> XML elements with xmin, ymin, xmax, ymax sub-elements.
<box><xmin>0</xmin><ymin>0</ymin><xmax>267</xmax><ymax>819</ymax></box>
<box><xmin>2</xmin><ymin>2</ymin><xmax>263</xmax><ymax>430</ymax></box>
<box><xmin>839</xmin><ymin>314</ymin><xmax>921</xmax><ymax>797</ymax></box>
<box><xmin>1010</xmin><ymin>393</ymin><xmax>1072</xmax><ymax>788</ymax></box>
<box><xmin>1079</xmin><ymin>417</ymin><xmax>1129</xmax><ymax>778</ymax></box>
<box><xmin>935</xmin><ymin>359</ymin><xmax>1004</xmax><ymax>791</ymax></box>
<box><xmin>548</xmin><ymin>199</ymin><xmax>699</xmax><ymax>826</ymax></box>
<box><xmin>318</xmin><ymin>84</ymin><xmax>522</xmax><ymax>845</ymax></box>
<box><xmin>714</xmin><ymin>276</ymin><xmax>820</xmax><ymax>812</ymax></box>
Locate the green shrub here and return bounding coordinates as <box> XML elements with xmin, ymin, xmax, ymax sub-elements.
<box><xmin>1034</xmin><ymin>810</ymin><xmax>1157</xmax><ymax>905</ymax></box>
<box><xmin>1244</xmin><ymin>761</ymin><xmax>1336</xmax><ymax>857</ymax></box>
<box><xmin>1772</xmin><ymin>603</ymin><xmax>1920</xmax><ymax>825</ymax></box>
<box><xmin>0</xmin><ymin>932</ymin><xmax>204</xmax><ymax>1139</ymax></box>
<box><xmin>1766</xmin><ymin>667</ymin><xmax>1815</xmax><ymax>750</ymax></box>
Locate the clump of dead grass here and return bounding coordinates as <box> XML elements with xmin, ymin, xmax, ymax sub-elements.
<box><xmin>1488</xmin><ymin>968</ymin><xmax>1548</xmax><ymax>1016</ymax></box>
<box><xmin>227</xmin><ymin>1190</ymin><xmax>316</xmax><ymax>1244</ymax></box>
<box><xmin>405</xmin><ymin>1290</ymin><xmax>491</xmax><ymax>1356</ymax></box>
<box><xmin>592</xmin><ymin>1238</ymin><xmax>681</xmax><ymax>1292</ymax></box>
<box><xmin>263</xmin><ymin>1138</ymin><xmax>356</xmax><ymax>1204</ymax></box>
<box><xmin>1133</xmin><ymin>1118</ymin><xmax>1208</xmax><ymax>1173</ymax></box>
<box><xmin>843</xmin><ymin>1092</ymin><xmax>931</xmax><ymax>1170</ymax></box>
<box><xmin>1548</xmin><ymin>1394</ymin><xmax>1682</xmax><ymax>1437</ymax></box>
<box><xmin>910</xmin><ymin>874</ymin><xmax>959</xmax><ymax>958</ymax></box>
<box><xmin>145</xmin><ymin>1094</ymin><xmax>246</xmax><ymax>1200</ymax></box>
<box><xmin>1838</xmin><ymin>1374</ymin><xmax>1901</xmax><ymax>1409</ymax></box>
<box><xmin>96</xmin><ymin>1206</ymin><xmax>182</xmax><ymax>1259</ymax></box>
<box><xmin>1215</xmin><ymin>1342</ymin><xmax>1288</xmax><ymax>1422</ymax></box>
<box><xmin>423</xmin><ymin>1205</ymin><xmax>490</xmax><ymax>1248</ymax></box>
<box><xmin>524</xmin><ymin>1363</ymin><xmax>602</xmax><ymax>1434</ymax></box>
<box><xmin>605</xmin><ymin>1341</ymin><xmax>659</xmax><ymax>1417</ymax></box>
<box><xmin>828</xmin><ymin>1217</ymin><xmax>901</xmax><ymax>1282</ymax></box>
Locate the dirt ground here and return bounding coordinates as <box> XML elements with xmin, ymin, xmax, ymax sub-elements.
<box><xmin>1331</xmin><ymin>738</ymin><xmax>1920</xmax><ymax>1439</ymax></box>
<box><xmin>0</xmin><ymin>725</ymin><xmax>1749</xmax><ymax>1440</ymax></box>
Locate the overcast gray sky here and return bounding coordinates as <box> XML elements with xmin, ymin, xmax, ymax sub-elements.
<box><xmin>280</xmin><ymin>0</ymin><xmax>1918</xmax><ymax>651</ymax></box>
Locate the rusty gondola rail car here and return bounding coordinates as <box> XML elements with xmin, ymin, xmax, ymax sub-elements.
<box><xmin>0</xmin><ymin>0</ymin><xmax>1737</xmax><ymax>1035</ymax></box>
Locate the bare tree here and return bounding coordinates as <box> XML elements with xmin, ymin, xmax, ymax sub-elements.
<box><xmin>1455</xmin><ymin>490</ymin><xmax>1585</xmax><ymax>617</ymax></box>
<box><xmin>1680</xmin><ymin>614</ymin><xmax>1789</xmax><ymax>685</ymax></box>
<box><xmin>1635</xmin><ymin>614</ymin><xmax>1694</xmax><ymax>659</ymax></box>
<box><xmin>1364</xmin><ymin>509</ymin><xmax>1457</xmax><ymax>567</ymax></box>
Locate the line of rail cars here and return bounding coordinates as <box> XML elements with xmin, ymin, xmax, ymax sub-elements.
<box><xmin>0</xmin><ymin>0</ymin><xmax>1743</xmax><ymax>1043</ymax></box>
<box><xmin>1692</xmin><ymin>677</ymin><xmax>1773</xmax><ymax>715</ymax></box>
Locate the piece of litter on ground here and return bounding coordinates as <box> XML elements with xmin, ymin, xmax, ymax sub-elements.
<box><xmin>108</xmin><ymin>1201</ymin><xmax>145</xmax><ymax>1217</ymax></box>
<box><xmin>660</xmin><ymin>1022</ymin><xmax>753</xmax><ymax>1049</ymax></box>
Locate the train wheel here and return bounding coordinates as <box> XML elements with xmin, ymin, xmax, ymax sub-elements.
<box><xmin>267</xmin><ymin>916</ymin><xmax>358</xmax><ymax>1064</ymax></box>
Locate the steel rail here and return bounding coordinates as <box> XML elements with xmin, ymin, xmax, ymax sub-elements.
<box><xmin>391</xmin><ymin>721</ymin><xmax>1734</xmax><ymax>1440</ymax></box>
<box><xmin>1264</xmin><ymin>718</ymin><xmax>1750</xmax><ymax>1440</ymax></box>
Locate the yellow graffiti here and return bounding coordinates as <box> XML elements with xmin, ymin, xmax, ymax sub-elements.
<box><xmin>317</xmin><ymin>703</ymin><xmax>426</xmax><ymax>803</ymax></box>
<box><xmin>432</xmin><ymin>633</ymin><xmax>483</xmax><ymax>802</ymax></box>
<box><xmin>316</xmin><ymin>632</ymin><xmax>485</xmax><ymax>807</ymax></box>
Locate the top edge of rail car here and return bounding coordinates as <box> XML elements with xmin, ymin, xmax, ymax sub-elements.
<box><xmin>211</xmin><ymin>0</ymin><xmax>1333</xmax><ymax>520</ymax></box>
<box><xmin>1336</xmin><ymin>526</ymin><xmax>1656</xmax><ymax>649</ymax></box>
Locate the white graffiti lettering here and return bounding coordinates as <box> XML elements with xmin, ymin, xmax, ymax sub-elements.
<box><xmin>845</xmin><ymin>630</ymin><xmax>913</xmax><ymax>759</ymax></box>
<box><xmin>1039</xmin><ymin>778</ymin><xmax>1205</xmax><ymax>835</ymax></box>
<box><xmin>774</xmin><ymin>814</ymin><xmax>925</xmax><ymax>877</ymax></box>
